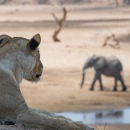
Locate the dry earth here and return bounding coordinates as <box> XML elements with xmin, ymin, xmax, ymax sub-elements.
<box><xmin>0</xmin><ymin>5</ymin><xmax>130</xmax><ymax>130</ymax></box>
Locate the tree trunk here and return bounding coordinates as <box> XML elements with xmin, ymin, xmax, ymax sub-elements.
<box><xmin>115</xmin><ymin>0</ymin><xmax>119</xmax><ymax>7</ymax></box>
<box><xmin>52</xmin><ymin>8</ymin><xmax>67</xmax><ymax>42</ymax></box>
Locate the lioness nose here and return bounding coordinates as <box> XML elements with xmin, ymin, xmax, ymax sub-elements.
<box><xmin>36</xmin><ymin>74</ymin><xmax>41</xmax><ymax>78</ymax></box>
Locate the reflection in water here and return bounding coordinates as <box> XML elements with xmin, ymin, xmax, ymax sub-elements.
<box><xmin>56</xmin><ymin>108</ymin><xmax>130</xmax><ymax>125</ymax></box>
<box><xmin>95</xmin><ymin>111</ymin><xmax>123</xmax><ymax>118</ymax></box>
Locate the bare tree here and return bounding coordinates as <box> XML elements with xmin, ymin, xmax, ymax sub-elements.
<box><xmin>123</xmin><ymin>0</ymin><xmax>130</xmax><ymax>4</ymax></box>
<box><xmin>115</xmin><ymin>0</ymin><xmax>119</xmax><ymax>7</ymax></box>
<box><xmin>52</xmin><ymin>8</ymin><xmax>67</xmax><ymax>42</ymax></box>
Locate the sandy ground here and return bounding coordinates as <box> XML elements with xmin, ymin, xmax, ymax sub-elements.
<box><xmin>0</xmin><ymin>5</ymin><xmax>130</xmax><ymax>130</ymax></box>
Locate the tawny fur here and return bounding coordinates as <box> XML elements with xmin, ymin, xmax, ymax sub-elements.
<box><xmin>0</xmin><ymin>34</ymin><xmax>94</xmax><ymax>130</ymax></box>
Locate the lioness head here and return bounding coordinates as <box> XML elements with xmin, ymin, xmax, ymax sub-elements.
<box><xmin>0</xmin><ymin>34</ymin><xmax>43</xmax><ymax>83</ymax></box>
<box><xmin>23</xmin><ymin>34</ymin><xmax>43</xmax><ymax>82</ymax></box>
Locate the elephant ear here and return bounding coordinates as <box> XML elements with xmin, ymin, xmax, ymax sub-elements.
<box><xmin>94</xmin><ymin>58</ymin><xmax>106</xmax><ymax>70</ymax></box>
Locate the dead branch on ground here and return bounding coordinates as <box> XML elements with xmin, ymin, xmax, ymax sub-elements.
<box><xmin>102</xmin><ymin>33</ymin><xmax>120</xmax><ymax>48</ymax></box>
<box><xmin>52</xmin><ymin>8</ymin><xmax>67</xmax><ymax>42</ymax></box>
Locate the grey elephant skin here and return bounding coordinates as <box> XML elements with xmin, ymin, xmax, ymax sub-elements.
<box><xmin>80</xmin><ymin>55</ymin><xmax>127</xmax><ymax>91</ymax></box>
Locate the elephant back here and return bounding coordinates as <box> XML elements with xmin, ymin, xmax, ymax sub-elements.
<box><xmin>106</xmin><ymin>56</ymin><xmax>123</xmax><ymax>72</ymax></box>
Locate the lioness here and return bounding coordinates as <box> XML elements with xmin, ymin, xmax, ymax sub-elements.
<box><xmin>0</xmin><ymin>34</ymin><xmax>94</xmax><ymax>130</ymax></box>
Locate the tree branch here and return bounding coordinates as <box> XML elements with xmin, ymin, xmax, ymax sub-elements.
<box><xmin>52</xmin><ymin>8</ymin><xmax>67</xmax><ymax>42</ymax></box>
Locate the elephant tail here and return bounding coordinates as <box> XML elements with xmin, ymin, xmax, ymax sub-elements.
<box><xmin>80</xmin><ymin>71</ymin><xmax>86</xmax><ymax>88</ymax></box>
<box><xmin>120</xmin><ymin>70</ymin><xmax>124</xmax><ymax>80</ymax></box>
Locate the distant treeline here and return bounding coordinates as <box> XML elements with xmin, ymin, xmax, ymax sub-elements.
<box><xmin>0</xmin><ymin>0</ymin><xmax>130</xmax><ymax>6</ymax></box>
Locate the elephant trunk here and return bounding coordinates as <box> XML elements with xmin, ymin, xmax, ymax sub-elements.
<box><xmin>80</xmin><ymin>71</ymin><xmax>86</xmax><ymax>88</ymax></box>
<box><xmin>80</xmin><ymin>62</ymin><xmax>89</xmax><ymax>88</ymax></box>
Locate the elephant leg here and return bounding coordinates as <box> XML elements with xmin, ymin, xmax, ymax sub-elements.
<box><xmin>98</xmin><ymin>75</ymin><xmax>104</xmax><ymax>91</ymax></box>
<box><xmin>118</xmin><ymin>73</ymin><xmax>127</xmax><ymax>91</ymax></box>
<box><xmin>90</xmin><ymin>71</ymin><xmax>101</xmax><ymax>91</ymax></box>
<box><xmin>18</xmin><ymin>108</ymin><xmax>94</xmax><ymax>130</ymax></box>
<box><xmin>113</xmin><ymin>77</ymin><xmax>117</xmax><ymax>91</ymax></box>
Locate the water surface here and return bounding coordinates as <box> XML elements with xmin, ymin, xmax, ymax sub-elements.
<box><xmin>56</xmin><ymin>107</ymin><xmax>130</xmax><ymax>125</ymax></box>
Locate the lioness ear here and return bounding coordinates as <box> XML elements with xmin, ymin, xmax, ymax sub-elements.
<box><xmin>28</xmin><ymin>34</ymin><xmax>41</xmax><ymax>51</ymax></box>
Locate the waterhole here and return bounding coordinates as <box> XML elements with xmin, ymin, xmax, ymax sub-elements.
<box><xmin>56</xmin><ymin>107</ymin><xmax>130</xmax><ymax>125</ymax></box>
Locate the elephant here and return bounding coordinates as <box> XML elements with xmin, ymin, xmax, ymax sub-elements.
<box><xmin>80</xmin><ymin>55</ymin><xmax>127</xmax><ymax>91</ymax></box>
